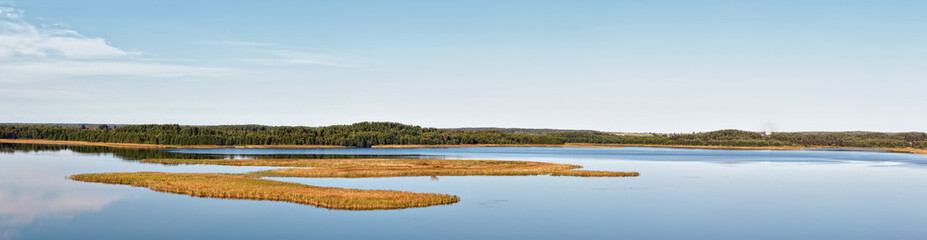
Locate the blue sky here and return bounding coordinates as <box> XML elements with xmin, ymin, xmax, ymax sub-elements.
<box><xmin>1</xmin><ymin>0</ymin><xmax>925</xmax><ymax>132</ymax></box>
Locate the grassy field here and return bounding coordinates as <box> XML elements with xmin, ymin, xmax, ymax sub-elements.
<box><xmin>70</xmin><ymin>172</ymin><xmax>459</xmax><ymax>210</ymax></box>
<box><xmin>141</xmin><ymin>158</ymin><xmax>641</xmax><ymax>178</ymax></box>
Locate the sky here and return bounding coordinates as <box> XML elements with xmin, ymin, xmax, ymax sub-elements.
<box><xmin>0</xmin><ymin>0</ymin><xmax>925</xmax><ymax>133</ymax></box>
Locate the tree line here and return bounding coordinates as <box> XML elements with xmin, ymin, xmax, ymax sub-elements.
<box><xmin>0</xmin><ymin>122</ymin><xmax>564</xmax><ymax>148</ymax></box>
<box><xmin>2</xmin><ymin>122</ymin><xmax>925</xmax><ymax>149</ymax></box>
<box><xmin>547</xmin><ymin>129</ymin><xmax>927</xmax><ymax>149</ymax></box>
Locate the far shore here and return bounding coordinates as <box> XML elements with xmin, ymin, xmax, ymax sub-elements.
<box><xmin>0</xmin><ymin>139</ymin><xmax>348</xmax><ymax>149</ymax></box>
<box><xmin>616</xmin><ymin>144</ymin><xmax>927</xmax><ymax>155</ymax></box>
<box><xmin>370</xmin><ymin>143</ymin><xmax>627</xmax><ymax>148</ymax></box>
<box><xmin>616</xmin><ymin>144</ymin><xmax>807</xmax><ymax>150</ymax></box>
<box><xmin>2</xmin><ymin>138</ymin><xmax>924</xmax><ymax>155</ymax></box>
<box><xmin>0</xmin><ymin>139</ymin><xmax>618</xmax><ymax>149</ymax></box>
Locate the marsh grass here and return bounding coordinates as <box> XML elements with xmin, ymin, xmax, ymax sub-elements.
<box><xmin>76</xmin><ymin>158</ymin><xmax>636</xmax><ymax>210</ymax></box>
<box><xmin>550</xmin><ymin>170</ymin><xmax>639</xmax><ymax>177</ymax></box>
<box><xmin>70</xmin><ymin>172</ymin><xmax>458</xmax><ymax>210</ymax></box>
<box><xmin>141</xmin><ymin>158</ymin><xmax>640</xmax><ymax>178</ymax></box>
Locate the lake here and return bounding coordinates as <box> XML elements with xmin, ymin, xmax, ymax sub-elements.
<box><xmin>2</xmin><ymin>144</ymin><xmax>926</xmax><ymax>239</ymax></box>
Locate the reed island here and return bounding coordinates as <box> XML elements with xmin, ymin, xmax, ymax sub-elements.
<box><xmin>70</xmin><ymin>158</ymin><xmax>639</xmax><ymax>210</ymax></box>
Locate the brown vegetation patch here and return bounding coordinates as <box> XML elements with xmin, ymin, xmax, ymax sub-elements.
<box><xmin>70</xmin><ymin>172</ymin><xmax>458</xmax><ymax>210</ymax></box>
<box><xmin>550</xmin><ymin>170</ymin><xmax>640</xmax><ymax>177</ymax></box>
<box><xmin>90</xmin><ymin>158</ymin><xmax>636</xmax><ymax>209</ymax></box>
<box><xmin>141</xmin><ymin>158</ymin><xmax>640</xmax><ymax>178</ymax></box>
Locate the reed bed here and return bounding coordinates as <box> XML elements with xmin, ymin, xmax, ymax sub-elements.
<box><xmin>70</xmin><ymin>172</ymin><xmax>458</xmax><ymax>210</ymax></box>
<box><xmin>79</xmin><ymin>158</ymin><xmax>637</xmax><ymax>209</ymax></box>
<box><xmin>141</xmin><ymin>158</ymin><xmax>640</xmax><ymax>178</ymax></box>
<box><xmin>550</xmin><ymin>170</ymin><xmax>640</xmax><ymax>177</ymax></box>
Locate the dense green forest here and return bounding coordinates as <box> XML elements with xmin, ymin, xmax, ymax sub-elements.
<box><xmin>0</xmin><ymin>122</ymin><xmax>564</xmax><ymax>147</ymax></box>
<box><xmin>0</xmin><ymin>143</ymin><xmax>419</xmax><ymax>161</ymax></box>
<box><xmin>447</xmin><ymin>127</ymin><xmax>584</xmax><ymax>135</ymax></box>
<box><xmin>1</xmin><ymin>122</ymin><xmax>926</xmax><ymax>149</ymax></box>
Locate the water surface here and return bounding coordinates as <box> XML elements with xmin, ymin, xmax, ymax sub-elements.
<box><xmin>2</xmin><ymin>144</ymin><xmax>926</xmax><ymax>239</ymax></box>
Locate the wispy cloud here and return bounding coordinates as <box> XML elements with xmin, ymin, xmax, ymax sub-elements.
<box><xmin>246</xmin><ymin>50</ymin><xmax>348</xmax><ymax>67</ymax></box>
<box><xmin>0</xmin><ymin>87</ymin><xmax>95</xmax><ymax>100</ymax></box>
<box><xmin>0</xmin><ymin>6</ymin><xmax>133</xmax><ymax>59</ymax></box>
<box><xmin>192</xmin><ymin>40</ymin><xmax>271</xmax><ymax>47</ymax></box>
<box><xmin>0</xmin><ymin>6</ymin><xmax>233</xmax><ymax>81</ymax></box>
<box><xmin>0</xmin><ymin>60</ymin><xmax>233</xmax><ymax>81</ymax></box>
<box><xmin>194</xmin><ymin>39</ymin><xmax>348</xmax><ymax>67</ymax></box>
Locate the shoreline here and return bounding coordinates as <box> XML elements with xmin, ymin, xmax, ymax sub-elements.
<box><xmin>2</xmin><ymin>138</ymin><xmax>924</xmax><ymax>154</ymax></box>
<box><xmin>614</xmin><ymin>144</ymin><xmax>807</xmax><ymax>150</ymax></box>
<box><xmin>369</xmin><ymin>143</ymin><xmax>626</xmax><ymax>148</ymax></box>
<box><xmin>0</xmin><ymin>139</ymin><xmax>348</xmax><ymax>149</ymax></box>
<box><xmin>0</xmin><ymin>139</ymin><xmax>617</xmax><ymax>149</ymax></box>
<box><xmin>613</xmin><ymin>144</ymin><xmax>927</xmax><ymax>155</ymax></box>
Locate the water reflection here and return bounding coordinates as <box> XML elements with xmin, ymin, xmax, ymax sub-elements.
<box><xmin>168</xmin><ymin>145</ymin><xmax>927</xmax><ymax>166</ymax></box>
<box><xmin>1</xmin><ymin>143</ymin><xmax>927</xmax><ymax>239</ymax></box>
<box><xmin>1</xmin><ymin>143</ymin><xmax>432</xmax><ymax>162</ymax></box>
<box><xmin>0</xmin><ymin>188</ymin><xmax>120</xmax><ymax>239</ymax></box>
<box><xmin>0</xmin><ymin>150</ymin><xmax>123</xmax><ymax>240</ymax></box>
<box><xmin>0</xmin><ymin>143</ymin><xmax>335</xmax><ymax>240</ymax></box>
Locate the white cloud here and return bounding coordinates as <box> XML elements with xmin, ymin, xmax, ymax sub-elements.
<box><xmin>0</xmin><ymin>6</ymin><xmax>235</xmax><ymax>81</ymax></box>
<box><xmin>0</xmin><ymin>5</ymin><xmax>22</xmax><ymax>19</ymax></box>
<box><xmin>0</xmin><ymin>6</ymin><xmax>132</xmax><ymax>59</ymax></box>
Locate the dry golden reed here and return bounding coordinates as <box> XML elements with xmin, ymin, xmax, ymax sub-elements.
<box><xmin>70</xmin><ymin>172</ymin><xmax>458</xmax><ymax>210</ymax></box>
<box><xmin>141</xmin><ymin>158</ymin><xmax>641</xmax><ymax>178</ymax></box>
<box><xmin>75</xmin><ymin>158</ymin><xmax>637</xmax><ymax>210</ymax></box>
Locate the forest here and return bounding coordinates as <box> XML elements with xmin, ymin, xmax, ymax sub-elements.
<box><xmin>1</xmin><ymin>122</ymin><xmax>926</xmax><ymax>149</ymax></box>
<box><xmin>0</xmin><ymin>122</ymin><xmax>563</xmax><ymax>147</ymax></box>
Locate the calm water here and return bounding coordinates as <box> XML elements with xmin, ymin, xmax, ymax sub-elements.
<box><xmin>2</xmin><ymin>144</ymin><xmax>927</xmax><ymax>239</ymax></box>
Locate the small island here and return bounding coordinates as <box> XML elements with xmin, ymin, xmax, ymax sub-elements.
<box><xmin>71</xmin><ymin>172</ymin><xmax>461</xmax><ymax>210</ymax></box>
<box><xmin>71</xmin><ymin>158</ymin><xmax>639</xmax><ymax>210</ymax></box>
